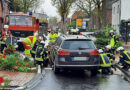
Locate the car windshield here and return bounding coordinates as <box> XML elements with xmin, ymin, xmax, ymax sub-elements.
<box><xmin>61</xmin><ymin>40</ymin><xmax>95</xmax><ymax>50</ymax></box>
<box><xmin>8</xmin><ymin>16</ymin><xmax>32</xmax><ymax>26</ymax></box>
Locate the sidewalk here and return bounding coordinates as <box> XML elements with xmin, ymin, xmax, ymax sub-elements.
<box><xmin>0</xmin><ymin>71</ymin><xmax>36</xmax><ymax>87</ymax></box>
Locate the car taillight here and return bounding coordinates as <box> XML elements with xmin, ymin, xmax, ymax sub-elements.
<box><xmin>58</xmin><ymin>50</ymin><xmax>70</xmax><ymax>55</ymax></box>
<box><xmin>90</xmin><ymin>50</ymin><xmax>99</xmax><ymax>55</ymax></box>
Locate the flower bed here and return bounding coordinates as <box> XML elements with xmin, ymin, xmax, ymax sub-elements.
<box><xmin>0</xmin><ymin>54</ymin><xmax>34</xmax><ymax>73</ymax></box>
<box><xmin>0</xmin><ymin>77</ymin><xmax>11</xmax><ymax>88</ymax></box>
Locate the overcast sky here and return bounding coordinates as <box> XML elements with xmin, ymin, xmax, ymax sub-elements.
<box><xmin>38</xmin><ymin>0</ymin><xmax>74</xmax><ymax>18</ymax></box>
<box><xmin>39</xmin><ymin>0</ymin><xmax>59</xmax><ymax>17</ymax></box>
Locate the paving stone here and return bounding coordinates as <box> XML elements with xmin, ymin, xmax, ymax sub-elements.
<box><xmin>0</xmin><ymin>71</ymin><xmax>36</xmax><ymax>86</ymax></box>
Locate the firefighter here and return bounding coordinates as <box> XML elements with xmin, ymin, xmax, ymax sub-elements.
<box><xmin>117</xmin><ymin>47</ymin><xmax>130</xmax><ymax>70</ymax></box>
<box><xmin>43</xmin><ymin>45</ymin><xmax>49</xmax><ymax>67</ymax></box>
<box><xmin>22</xmin><ymin>32</ymin><xmax>39</xmax><ymax>57</ymax></box>
<box><xmin>49</xmin><ymin>30</ymin><xmax>58</xmax><ymax>45</ymax></box>
<box><xmin>104</xmin><ymin>45</ymin><xmax>115</xmax><ymax>62</ymax></box>
<box><xmin>31</xmin><ymin>36</ymin><xmax>43</xmax><ymax>58</ymax></box>
<box><xmin>35</xmin><ymin>41</ymin><xmax>46</xmax><ymax>73</ymax></box>
<box><xmin>98</xmin><ymin>49</ymin><xmax>112</xmax><ymax>74</ymax></box>
<box><xmin>109</xmin><ymin>30</ymin><xmax>119</xmax><ymax>53</ymax></box>
<box><xmin>0</xmin><ymin>25</ymin><xmax>11</xmax><ymax>53</ymax></box>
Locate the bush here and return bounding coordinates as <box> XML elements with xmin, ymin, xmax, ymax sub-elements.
<box><xmin>94</xmin><ymin>38</ymin><xmax>109</xmax><ymax>49</ymax></box>
<box><xmin>0</xmin><ymin>55</ymin><xmax>34</xmax><ymax>72</ymax></box>
<box><xmin>3</xmin><ymin>44</ymin><xmax>16</xmax><ymax>55</ymax></box>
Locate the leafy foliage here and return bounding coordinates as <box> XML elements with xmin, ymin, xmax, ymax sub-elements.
<box><xmin>3</xmin><ymin>44</ymin><xmax>16</xmax><ymax>55</ymax></box>
<box><xmin>94</xmin><ymin>25</ymin><xmax>122</xmax><ymax>49</ymax></box>
<box><xmin>8</xmin><ymin>0</ymin><xmax>39</xmax><ymax>13</ymax></box>
<box><xmin>67</xmin><ymin>21</ymin><xmax>76</xmax><ymax>28</ymax></box>
<box><xmin>0</xmin><ymin>55</ymin><xmax>34</xmax><ymax>72</ymax></box>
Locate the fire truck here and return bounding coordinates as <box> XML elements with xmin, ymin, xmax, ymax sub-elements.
<box><xmin>4</xmin><ymin>13</ymin><xmax>39</xmax><ymax>50</ymax></box>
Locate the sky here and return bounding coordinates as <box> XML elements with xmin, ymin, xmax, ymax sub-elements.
<box><xmin>37</xmin><ymin>0</ymin><xmax>74</xmax><ymax>18</ymax></box>
<box><xmin>39</xmin><ymin>0</ymin><xmax>59</xmax><ymax>17</ymax></box>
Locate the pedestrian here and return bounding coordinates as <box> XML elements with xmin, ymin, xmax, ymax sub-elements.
<box><xmin>49</xmin><ymin>30</ymin><xmax>58</xmax><ymax>46</ymax></box>
<box><xmin>22</xmin><ymin>32</ymin><xmax>39</xmax><ymax>58</ymax></box>
<box><xmin>31</xmin><ymin>36</ymin><xmax>43</xmax><ymax>64</ymax></box>
<box><xmin>35</xmin><ymin>41</ymin><xmax>46</xmax><ymax>73</ymax></box>
<box><xmin>0</xmin><ymin>25</ymin><xmax>11</xmax><ymax>53</ymax></box>
<box><xmin>104</xmin><ymin>45</ymin><xmax>115</xmax><ymax>62</ymax></box>
<box><xmin>109</xmin><ymin>30</ymin><xmax>119</xmax><ymax>53</ymax></box>
<box><xmin>116</xmin><ymin>47</ymin><xmax>130</xmax><ymax>70</ymax></box>
<box><xmin>98</xmin><ymin>49</ymin><xmax>112</xmax><ymax>74</ymax></box>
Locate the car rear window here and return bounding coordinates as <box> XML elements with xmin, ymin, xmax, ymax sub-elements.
<box><xmin>61</xmin><ymin>40</ymin><xmax>95</xmax><ymax>50</ymax></box>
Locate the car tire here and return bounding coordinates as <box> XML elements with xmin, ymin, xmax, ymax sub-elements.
<box><xmin>91</xmin><ymin>69</ymin><xmax>98</xmax><ymax>76</ymax></box>
<box><xmin>102</xmin><ymin>68</ymin><xmax>111</xmax><ymax>74</ymax></box>
<box><xmin>53</xmin><ymin>62</ymin><xmax>60</xmax><ymax>74</ymax></box>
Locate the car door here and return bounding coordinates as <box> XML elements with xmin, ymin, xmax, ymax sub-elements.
<box><xmin>52</xmin><ymin>37</ymin><xmax>62</xmax><ymax>62</ymax></box>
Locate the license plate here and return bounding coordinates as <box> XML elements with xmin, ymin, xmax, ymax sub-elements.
<box><xmin>72</xmin><ymin>57</ymin><xmax>88</xmax><ymax>61</ymax></box>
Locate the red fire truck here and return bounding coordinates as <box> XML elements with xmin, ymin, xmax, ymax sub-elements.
<box><xmin>4</xmin><ymin>13</ymin><xmax>39</xmax><ymax>50</ymax></box>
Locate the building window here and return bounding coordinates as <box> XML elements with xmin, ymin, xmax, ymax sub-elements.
<box><xmin>113</xmin><ymin>7</ymin><xmax>115</xmax><ymax>14</ymax></box>
<box><xmin>117</xmin><ymin>5</ymin><xmax>120</xmax><ymax>13</ymax></box>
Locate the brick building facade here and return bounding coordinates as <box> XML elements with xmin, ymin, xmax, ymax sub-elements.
<box><xmin>0</xmin><ymin>0</ymin><xmax>9</xmax><ymax>31</ymax></box>
<box><xmin>89</xmin><ymin>0</ymin><xmax>113</xmax><ymax>29</ymax></box>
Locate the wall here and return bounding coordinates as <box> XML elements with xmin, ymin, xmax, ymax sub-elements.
<box><xmin>121</xmin><ymin>0</ymin><xmax>130</xmax><ymax>20</ymax></box>
<box><xmin>112</xmin><ymin>0</ymin><xmax>120</xmax><ymax>34</ymax></box>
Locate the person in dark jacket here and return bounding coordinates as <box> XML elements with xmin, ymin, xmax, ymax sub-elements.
<box><xmin>35</xmin><ymin>41</ymin><xmax>47</xmax><ymax>73</ymax></box>
<box><xmin>117</xmin><ymin>47</ymin><xmax>130</xmax><ymax>70</ymax></box>
<box><xmin>104</xmin><ymin>45</ymin><xmax>115</xmax><ymax>62</ymax></box>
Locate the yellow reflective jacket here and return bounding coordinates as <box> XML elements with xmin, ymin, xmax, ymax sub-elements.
<box><xmin>100</xmin><ymin>53</ymin><xmax>111</xmax><ymax>67</ymax></box>
<box><xmin>110</xmin><ymin>35</ymin><xmax>118</xmax><ymax>48</ymax></box>
<box><xmin>49</xmin><ymin>34</ymin><xmax>58</xmax><ymax>43</ymax></box>
<box><xmin>23</xmin><ymin>36</ymin><xmax>37</xmax><ymax>47</ymax></box>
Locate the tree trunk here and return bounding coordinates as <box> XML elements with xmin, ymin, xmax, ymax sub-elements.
<box><xmin>102</xmin><ymin>0</ymin><xmax>107</xmax><ymax>27</ymax></box>
<box><xmin>97</xmin><ymin>3</ymin><xmax>101</xmax><ymax>29</ymax></box>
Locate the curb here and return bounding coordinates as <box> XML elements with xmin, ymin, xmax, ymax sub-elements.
<box><xmin>14</xmin><ymin>70</ymin><xmax>46</xmax><ymax>90</ymax></box>
<box><xmin>115</xmin><ymin>65</ymin><xmax>130</xmax><ymax>82</ymax></box>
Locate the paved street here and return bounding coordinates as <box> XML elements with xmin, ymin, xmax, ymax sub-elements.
<box><xmin>33</xmin><ymin>70</ymin><xmax>130</xmax><ymax>90</ymax></box>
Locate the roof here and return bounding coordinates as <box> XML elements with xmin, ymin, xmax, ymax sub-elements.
<box><xmin>60</xmin><ymin>35</ymin><xmax>91</xmax><ymax>40</ymax></box>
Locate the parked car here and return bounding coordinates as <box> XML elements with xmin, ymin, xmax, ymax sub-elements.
<box><xmin>81</xmin><ymin>32</ymin><xmax>96</xmax><ymax>41</ymax></box>
<box><xmin>50</xmin><ymin>35</ymin><xmax>100</xmax><ymax>75</ymax></box>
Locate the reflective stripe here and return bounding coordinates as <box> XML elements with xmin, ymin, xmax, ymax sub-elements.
<box><xmin>100</xmin><ymin>54</ymin><xmax>111</xmax><ymax>67</ymax></box>
<box><xmin>35</xmin><ymin>57</ymin><xmax>43</xmax><ymax>61</ymax></box>
<box><xmin>124</xmin><ymin>50</ymin><xmax>130</xmax><ymax>59</ymax></box>
<box><xmin>124</xmin><ymin>60</ymin><xmax>130</xmax><ymax>64</ymax></box>
<box><xmin>31</xmin><ymin>50</ymin><xmax>36</xmax><ymax>54</ymax></box>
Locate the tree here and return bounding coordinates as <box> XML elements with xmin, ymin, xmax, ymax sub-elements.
<box><xmin>67</xmin><ymin>21</ymin><xmax>76</xmax><ymax>28</ymax></box>
<box><xmin>75</xmin><ymin>0</ymin><xmax>94</xmax><ymax>18</ymax></box>
<box><xmin>8</xmin><ymin>0</ymin><xmax>22</xmax><ymax>12</ymax></box>
<box><xmin>102</xmin><ymin>0</ymin><xmax>107</xmax><ymax>27</ymax></box>
<box><xmin>93</xmin><ymin>0</ymin><xmax>102</xmax><ymax>29</ymax></box>
<box><xmin>8</xmin><ymin>0</ymin><xmax>40</xmax><ymax>13</ymax></box>
<box><xmin>51</xmin><ymin>0</ymin><xmax>75</xmax><ymax>33</ymax></box>
<box><xmin>49</xmin><ymin>17</ymin><xmax>58</xmax><ymax>26</ymax></box>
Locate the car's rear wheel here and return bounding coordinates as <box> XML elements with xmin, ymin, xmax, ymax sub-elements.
<box><xmin>53</xmin><ymin>62</ymin><xmax>60</xmax><ymax>74</ymax></box>
<box><xmin>91</xmin><ymin>69</ymin><xmax>98</xmax><ymax>76</ymax></box>
<box><xmin>102</xmin><ymin>68</ymin><xmax>113</xmax><ymax>74</ymax></box>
